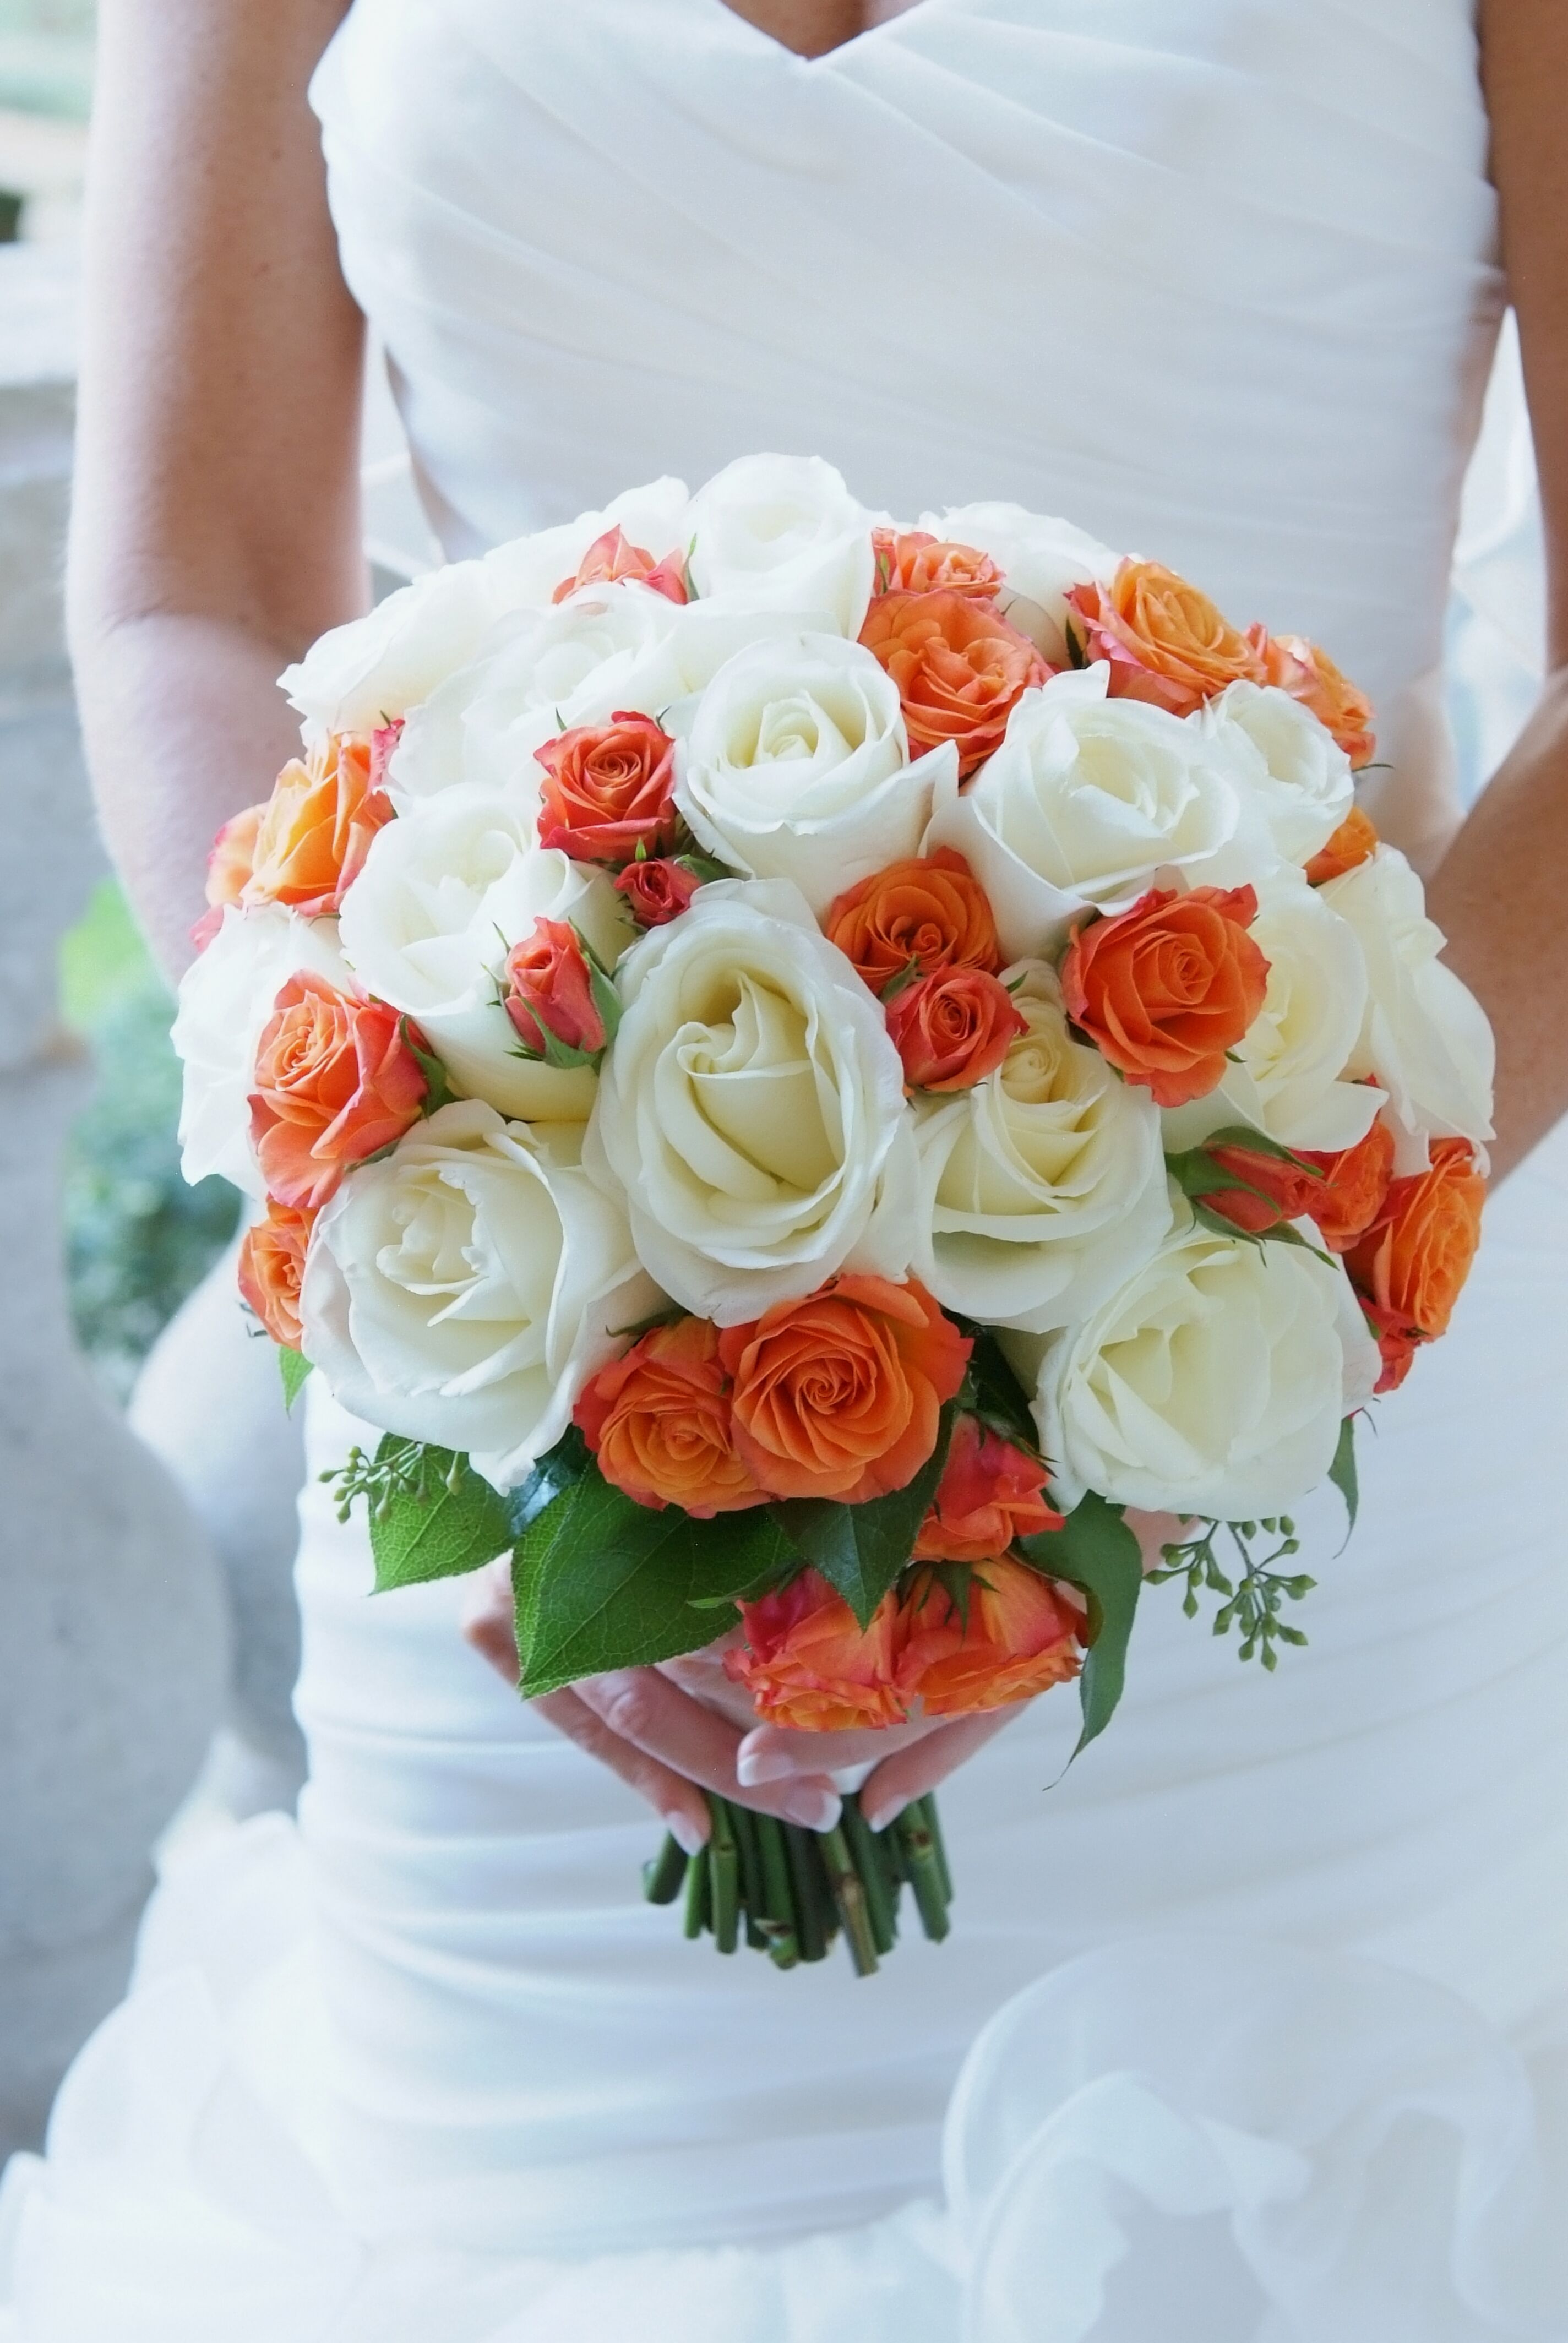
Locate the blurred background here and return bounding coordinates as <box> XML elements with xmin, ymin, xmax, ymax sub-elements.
<box><xmin>0</xmin><ymin>0</ymin><xmax>1545</xmax><ymax>2160</ymax></box>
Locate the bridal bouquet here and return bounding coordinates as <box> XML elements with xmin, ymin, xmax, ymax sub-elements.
<box><xmin>175</xmin><ymin>456</ymin><xmax>1494</xmax><ymax>1974</ymax></box>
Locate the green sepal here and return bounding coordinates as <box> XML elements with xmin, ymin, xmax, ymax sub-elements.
<box><xmin>673</xmin><ymin>851</ymin><xmax>732</xmax><ymax>885</ymax></box>
<box><xmin>1017</xmin><ymin>1491</ymin><xmax>1144</xmax><ymax>1759</ymax></box>
<box><xmin>400</xmin><ymin>1017</ymin><xmax>459</xmax><ymax>1114</ymax></box>
<box><xmin>1329</xmin><ymin>1413</ymin><xmax>1359</xmax><ymax>1538</ymax></box>
<box><xmin>277</xmin><ymin>1347</ymin><xmax>314</xmax><ymax>1411</ymax></box>
<box><xmin>769</xmin><ymin>1401</ymin><xmax>957</xmax><ymax>1630</ymax></box>
<box><xmin>878</xmin><ymin>957</ymin><xmax>925</xmax><ymax>1006</ymax></box>
<box><xmin>512</xmin><ymin>1471</ymin><xmax>797</xmax><ymax>1697</ymax></box>
<box><xmin>366</xmin><ymin>1439</ymin><xmax>515</xmax><ymax>1593</ymax></box>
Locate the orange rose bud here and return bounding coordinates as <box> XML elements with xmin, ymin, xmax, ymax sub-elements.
<box><xmin>1061</xmin><ymin>885</ymin><xmax>1270</xmax><ymax>1109</ymax></box>
<box><xmin>242</xmin><ymin>732</ymin><xmax>394</xmax><ymax>918</ymax></box>
<box><xmin>1200</xmin><ymin>1116</ymin><xmax>1393</xmax><ymax>1253</ymax></box>
<box><xmin>894</xmin><ymin>1557</ymin><xmax>1082</xmax><ymax>1718</ymax></box>
<box><xmin>535</xmin><ymin>711</ymin><xmax>680</xmax><ymax>865</ymax></box>
<box><xmin>859</xmin><ymin>589</ymin><xmax>1049</xmax><ymax>778</ymax></box>
<box><xmin>1304</xmin><ymin>803</ymin><xmax>1379</xmax><ymax>885</ymax></box>
<box><xmin>718</xmin><ymin>1276</ymin><xmax>971</xmax><ymax>1506</ymax></box>
<box><xmin>912</xmin><ymin>1415</ymin><xmax>1064</xmax><ymax>1563</ymax></box>
<box><xmin>825</xmin><ymin>847</ymin><xmax>1003</xmax><ymax>993</ymax></box>
<box><xmin>614</xmin><ymin>856</ymin><xmax>703</xmax><ymax>928</ymax></box>
<box><xmin>1263</xmin><ymin>633</ymin><xmax>1376</xmax><ymax>769</ymax></box>
<box><xmin>725</xmin><ymin>1570</ymin><xmax>906</xmax><ymax>1732</ymax></box>
<box><xmin>503</xmin><ymin>918</ymin><xmax>607</xmax><ymax>1059</ymax></box>
<box><xmin>249</xmin><ymin>974</ymin><xmax>427</xmax><ymax>1211</ymax></box>
<box><xmin>574</xmin><ymin>1315</ymin><xmax>768</xmax><ymax>1517</ymax></box>
<box><xmin>1360</xmin><ymin>1297</ymin><xmax>1420</xmax><ymax>1395</ymax></box>
<box><xmin>885</xmin><ymin>966</ymin><xmax>1027</xmax><ymax>1092</ymax></box>
<box><xmin>552</xmin><ymin>525</ymin><xmax>688</xmax><ymax>606</ymax></box>
<box><xmin>1064</xmin><ymin>560</ymin><xmax>1266</xmax><ymax>718</ymax></box>
<box><xmin>871</xmin><ymin>526</ymin><xmax>1004</xmax><ymax>602</ymax></box>
<box><xmin>1347</xmin><ymin>1136</ymin><xmax>1485</xmax><ymax>1361</ymax></box>
<box><xmin>237</xmin><ymin>1199</ymin><xmax>317</xmax><ymax>1351</ymax></box>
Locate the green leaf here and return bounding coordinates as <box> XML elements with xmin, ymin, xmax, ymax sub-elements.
<box><xmin>513</xmin><ymin>1473</ymin><xmax>795</xmax><ymax>1696</ymax></box>
<box><xmin>769</xmin><ymin>1402</ymin><xmax>957</xmax><ymax>1629</ymax></box>
<box><xmin>400</xmin><ymin>1018</ymin><xmax>458</xmax><ymax>1114</ymax></box>
<box><xmin>504</xmin><ymin>1423</ymin><xmax>593</xmax><ymax>1540</ymax></box>
<box><xmin>1017</xmin><ymin>1492</ymin><xmax>1144</xmax><ymax>1758</ymax></box>
<box><xmin>368</xmin><ymin>1442</ymin><xmax>515</xmax><ymax>1593</ymax></box>
<box><xmin>958</xmin><ymin>1327</ymin><xmax>1041</xmax><ymax>1458</ymax></box>
<box><xmin>1329</xmin><ymin>1413</ymin><xmax>1359</xmax><ymax>1536</ymax></box>
<box><xmin>277</xmin><ymin>1346</ymin><xmax>313</xmax><ymax>1411</ymax></box>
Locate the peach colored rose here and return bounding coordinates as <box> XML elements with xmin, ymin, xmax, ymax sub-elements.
<box><xmin>614</xmin><ymin>856</ymin><xmax>703</xmax><ymax>928</ymax></box>
<box><xmin>1064</xmin><ymin>559</ymin><xmax>1266</xmax><ymax>717</ymax></box>
<box><xmin>884</xmin><ymin>967</ymin><xmax>1027</xmax><ymax>1092</ymax></box>
<box><xmin>894</xmin><ymin>1557</ymin><xmax>1082</xmax><ymax>1717</ymax></box>
<box><xmin>824</xmin><ymin>847</ymin><xmax>1003</xmax><ymax>994</ymax></box>
<box><xmin>242</xmin><ymin>732</ymin><xmax>394</xmax><ymax>918</ymax></box>
<box><xmin>369</xmin><ymin>717</ymin><xmax>405</xmax><ymax>792</ymax></box>
<box><xmin>726</xmin><ymin>1571</ymin><xmax>906</xmax><ymax>1731</ymax></box>
<box><xmin>912</xmin><ymin>1415</ymin><xmax>1064</xmax><ymax>1563</ymax></box>
<box><xmin>871</xmin><ymin>526</ymin><xmax>1004</xmax><ymax>602</ymax></box>
<box><xmin>1061</xmin><ymin>885</ymin><xmax>1271</xmax><ymax>1109</ymax></box>
<box><xmin>1347</xmin><ymin>1136</ymin><xmax>1485</xmax><ymax>1363</ymax></box>
<box><xmin>552</xmin><ymin>524</ymin><xmax>688</xmax><ymax>606</ymax></box>
<box><xmin>503</xmin><ymin>918</ymin><xmax>607</xmax><ymax>1058</ymax></box>
<box><xmin>574</xmin><ymin>1315</ymin><xmax>768</xmax><ymax>1517</ymax></box>
<box><xmin>858</xmin><ymin>589</ymin><xmax>1049</xmax><ymax>778</ymax></box>
<box><xmin>205</xmin><ymin>803</ymin><xmax>264</xmax><ymax>908</ymax></box>
<box><xmin>1304</xmin><ymin>802</ymin><xmax>1379</xmax><ymax>884</ymax></box>
<box><xmin>717</xmin><ymin>1276</ymin><xmax>971</xmax><ymax>1505</ymax></box>
<box><xmin>249</xmin><ymin>973</ymin><xmax>427</xmax><ymax>1209</ymax></box>
<box><xmin>1200</xmin><ymin>1114</ymin><xmax>1393</xmax><ymax>1254</ymax></box>
<box><xmin>1264</xmin><ymin>634</ymin><xmax>1376</xmax><ymax>769</ymax></box>
<box><xmin>237</xmin><ymin>1198</ymin><xmax>317</xmax><ymax>1350</ymax></box>
<box><xmin>535</xmin><ymin>711</ymin><xmax>680</xmax><ymax>865</ymax></box>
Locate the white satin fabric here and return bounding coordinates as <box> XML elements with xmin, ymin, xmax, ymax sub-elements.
<box><xmin>7</xmin><ymin>0</ymin><xmax>1568</xmax><ymax>2333</ymax></box>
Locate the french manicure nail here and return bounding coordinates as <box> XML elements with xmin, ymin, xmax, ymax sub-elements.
<box><xmin>862</xmin><ymin>1799</ymin><xmax>907</xmax><ymax>1834</ymax></box>
<box><xmin>668</xmin><ymin>1813</ymin><xmax>707</xmax><ymax>1856</ymax></box>
<box><xmin>735</xmin><ymin>1748</ymin><xmax>794</xmax><ymax>1787</ymax></box>
<box><xmin>783</xmin><ymin>1789</ymin><xmax>842</xmax><ymax>1832</ymax></box>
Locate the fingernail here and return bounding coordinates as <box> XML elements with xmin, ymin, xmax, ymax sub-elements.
<box><xmin>668</xmin><ymin>1813</ymin><xmax>707</xmax><ymax>1856</ymax></box>
<box><xmin>736</xmin><ymin>1748</ymin><xmax>794</xmax><ymax>1787</ymax></box>
<box><xmin>782</xmin><ymin>1788</ymin><xmax>841</xmax><ymax>1832</ymax></box>
<box><xmin>862</xmin><ymin>1797</ymin><xmax>907</xmax><ymax>1834</ymax></box>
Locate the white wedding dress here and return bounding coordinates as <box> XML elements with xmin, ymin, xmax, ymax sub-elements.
<box><xmin>5</xmin><ymin>2</ymin><xmax>1568</xmax><ymax>2334</ymax></box>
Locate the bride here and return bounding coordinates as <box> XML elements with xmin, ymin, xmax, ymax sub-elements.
<box><xmin>4</xmin><ymin>0</ymin><xmax>1566</xmax><ymax>2333</ymax></box>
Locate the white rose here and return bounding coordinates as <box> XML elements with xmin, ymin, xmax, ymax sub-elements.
<box><xmin>480</xmin><ymin>476</ymin><xmax>692</xmax><ymax>609</ymax></box>
<box><xmin>1011</xmin><ymin>1208</ymin><xmax>1381</xmax><ymax>1518</ymax></box>
<box><xmin>675</xmin><ymin>633</ymin><xmax>958</xmax><ymax>914</ymax></box>
<box><xmin>917</xmin><ymin>501</ymin><xmax>1119</xmax><ymax>663</ymax></box>
<box><xmin>585</xmin><ymin>878</ymin><xmax>914</xmax><ymax>1322</ymax></box>
<box><xmin>337</xmin><ymin>786</ymin><xmax>631</xmax><ymax>1123</ymax></box>
<box><xmin>912</xmin><ymin>963</ymin><xmax>1170</xmax><ymax>1333</ymax></box>
<box><xmin>1202</xmin><ymin>682</ymin><xmax>1353</xmax><ymax>868</ymax></box>
<box><xmin>686</xmin><ymin>455</ymin><xmax>877</xmax><ymax>636</ymax></box>
<box><xmin>1160</xmin><ymin>871</ymin><xmax>1385</xmax><ymax>1156</ymax></box>
<box><xmin>300</xmin><ymin>1102</ymin><xmax>656</xmax><ymax>1492</ymax></box>
<box><xmin>173</xmin><ymin>905</ymin><xmax>352</xmax><ymax>1195</ymax></box>
<box><xmin>279</xmin><ymin>562</ymin><xmax>505</xmax><ymax>738</ymax></box>
<box><xmin>1319</xmin><ymin>846</ymin><xmax>1495</xmax><ymax>1172</ymax></box>
<box><xmin>923</xmin><ymin>664</ymin><xmax>1248</xmax><ymax>960</ymax></box>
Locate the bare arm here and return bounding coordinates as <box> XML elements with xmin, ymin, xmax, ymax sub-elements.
<box><xmin>1428</xmin><ymin>1</ymin><xmax>1568</xmax><ymax>1181</ymax></box>
<box><xmin>69</xmin><ymin>0</ymin><xmax>366</xmax><ymax>981</ymax></box>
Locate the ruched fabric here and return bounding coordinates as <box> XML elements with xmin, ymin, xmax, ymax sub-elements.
<box><xmin>7</xmin><ymin>1</ymin><xmax>1568</xmax><ymax>2331</ymax></box>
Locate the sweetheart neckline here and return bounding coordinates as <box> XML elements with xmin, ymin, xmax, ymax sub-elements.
<box><xmin>699</xmin><ymin>0</ymin><xmax>936</xmax><ymax>67</ymax></box>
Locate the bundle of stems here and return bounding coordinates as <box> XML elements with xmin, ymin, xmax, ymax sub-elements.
<box><xmin>643</xmin><ymin>1789</ymin><xmax>952</xmax><ymax>1977</ymax></box>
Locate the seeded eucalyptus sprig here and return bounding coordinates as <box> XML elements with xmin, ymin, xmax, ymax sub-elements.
<box><xmin>1149</xmin><ymin>1515</ymin><xmax>1315</xmax><ymax>1670</ymax></box>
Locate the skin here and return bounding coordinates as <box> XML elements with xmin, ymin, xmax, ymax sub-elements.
<box><xmin>73</xmin><ymin>0</ymin><xmax>1568</xmax><ymax>1850</ymax></box>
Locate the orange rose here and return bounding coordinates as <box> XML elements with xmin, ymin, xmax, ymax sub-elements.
<box><xmin>1061</xmin><ymin>885</ymin><xmax>1270</xmax><ymax>1109</ymax></box>
<box><xmin>824</xmin><ymin>848</ymin><xmax>1002</xmax><ymax>994</ymax></box>
<box><xmin>1201</xmin><ymin>1115</ymin><xmax>1394</xmax><ymax>1254</ymax></box>
<box><xmin>1064</xmin><ymin>560</ymin><xmax>1265</xmax><ymax>717</ymax></box>
<box><xmin>552</xmin><ymin>524</ymin><xmax>688</xmax><ymax>606</ymax></box>
<box><xmin>1304</xmin><ymin>803</ymin><xmax>1379</xmax><ymax>885</ymax></box>
<box><xmin>725</xmin><ymin>1571</ymin><xmax>905</xmax><ymax>1732</ymax></box>
<box><xmin>503</xmin><ymin>919</ymin><xmax>607</xmax><ymax>1059</ymax></box>
<box><xmin>574</xmin><ymin>1316</ymin><xmax>767</xmax><ymax>1517</ymax></box>
<box><xmin>614</xmin><ymin>856</ymin><xmax>703</xmax><ymax>928</ymax></box>
<box><xmin>884</xmin><ymin>967</ymin><xmax>1027</xmax><ymax>1092</ymax></box>
<box><xmin>242</xmin><ymin>732</ymin><xmax>394</xmax><ymax>917</ymax></box>
<box><xmin>859</xmin><ymin>589</ymin><xmax>1049</xmax><ymax>778</ymax></box>
<box><xmin>1347</xmin><ymin>1137</ymin><xmax>1485</xmax><ymax>1360</ymax></box>
<box><xmin>249</xmin><ymin>973</ymin><xmax>427</xmax><ymax>1209</ymax></box>
<box><xmin>535</xmin><ymin>712</ymin><xmax>679</xmax><ymax>865</ymax></box>
<box><xmin>1263</xmin><ymin>634</ymin><xmax>1376</xmax><ymax>769</ymax></box>
<box><xmin>894</xmin><ymin>1558</ymin><xmax>1082</xmax><ymax>1718</ymax></box>
<box><xmin>912</xmin><ymin>1415</ymin><xmax>1064</xmax><ymax>1563</ymax></box>
<box><xmin>237</xmin><ymin>1199</ymin><xmax>317</xmax><ymax>1351</ymax></box>
<box><xmin>871</xmin><ymin>526</ymin><xmax>1004</xmax><ymax>602</ymax></box>
<box><xmin>717</xmin><ymin>1276</ymin><xmax>971</xmax><ymax>1505</ymax></box>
